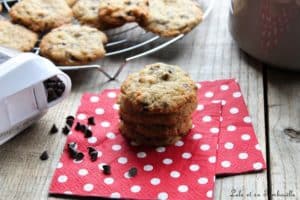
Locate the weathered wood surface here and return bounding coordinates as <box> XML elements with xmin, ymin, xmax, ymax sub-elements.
<box><xmin>0</xmin><ymin>0</ymin><xmax>280</xmax><ymax>199</ymax></box>
<box><xmin>267</xmin><ymin>69</ymin><xmax>300</xmax><ymax>200</ymax></box>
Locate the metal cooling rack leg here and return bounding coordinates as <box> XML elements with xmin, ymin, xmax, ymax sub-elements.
<box><xmin>111</xmin><ymin>61</ymin><xmax>127</xmax><ymax>80</ymax></box>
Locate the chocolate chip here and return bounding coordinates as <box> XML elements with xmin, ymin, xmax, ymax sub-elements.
<box><xmin>66</xmin><ymin>116</ymin><xmax>74</xmax><ymax>127</ymax></box>
<box><xmin>75</xmin><ymin>152</ymin><xmax>84</xmax><ymax>161</ymax></box>
<box><xmin>161</xmin><ymin>73</ymin><xmax>170</xmax><ymax>80</ymax></box>
<box><xmin>44</xmin><ymin>76</ymin><xmax>66</xmax><ymax>103</ymax></box>
<box><xmin>88</xmin><ymin>117</ymin><xmax>95</xmax><ymax>126</ymax></box>
<box><xmin>87</xmin><ymin>147</ymin><xmax>96</xmax><ymax>154</ymax></box>
<box><xmin>68</xmin><ymin>142</ymin><xmax>77</xmax><ymax>150</ymax></box>
<box><xmin>128</xmin><ymin>167</ymin><xmax>137</xmax><ymax>177</ymax></box>
<box><xmin>68</xmin><ymin>142</ymin><xmax>84</xmax><ymax>161</ymax></box>
<box><xmin>80</xmin><ymin>124</ymin><xmax>87</xmax><ymax>133</ymax></box>
<box><xmin>47</xmin><ymin>88</ymin><xmax>57</xmax><ymax>102</ymax></box>
<box><xmin>62</xmin><ymin>126</ymin><xmax>70</xmax><ymax>135</ymax></box>
<box><xmin>103</xmin><ymin>165</ymin><xmax>111</xmax><ymax>175</ymax></box>
<box><xmin>40</xmin><ymin>151</ymin><xmax>49</xmax><ymax>161</ymax></box>
<box><xmin>68</xmin><ymin>147</ymin><xmax>78</xmax><ymax>159</ymax></box>
<box><xmin>90</xmin><ymin>151</ymin><xmax>98</xmax><ymax>162</ymax></box>
<box><xmin>49</xmin><ymin>124</ymin><xmax>58</xmax><ymax>134</ymax></box>
<box><xmin>66</xmin><ymin>119</ymin><xmax>74</xmax><ymax>127</ymax></box>
<box><xmin>84</xmin><ymin>129</ymin><xmax>93</xmax><ymax>138</ymax></box>
<box><xmin>75</xmin><ymin>122</ymin><xmax>82</xmax><ymax>131</ymax></box>
<box><xmin>55</xmin><ymin>88</ymin><xmax>64</xmax><ymax>97</ymax></box>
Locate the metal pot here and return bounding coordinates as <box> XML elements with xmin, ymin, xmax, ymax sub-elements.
<box><xmin>229</xmin><ymin>0</ymin><xmax>300</xmax><ymax>70</ymax></box>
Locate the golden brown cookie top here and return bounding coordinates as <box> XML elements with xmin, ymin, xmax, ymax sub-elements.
<box><xmin>39</xmin><ymin>24</ymin><xmax>107</xmax><ymax>66</ymax></box>
<box><xmin>72</xmin><ymin>0</ymin><xmax>113</xmax><ymax>29</ymax></box>
<box><xmin>9</xmin><ymin>0</ymin><xmax>73</xmax><ymax>32</ymax></box>
<box><xmin>140</xmin><ymin>0</ymin><xmax>203</xmax><ymax>37</ymax></box>
<box><xmin>0</xmin><ymin>20</ymin><xmax>38</xmax><ymax>51</ymax></box>
<box><xmin>65</xmin><ymin>0</ymin><xmax>77</xmax><ymax>6</ymax></box>
<box><xmin>98</xmin><ymin>0</ymin><xmax>149</xmax><ymax>26</ymax></box>
<box><xmin>121</xmin><ymin>63</ymin><xmax>197</xmax><ymax>114</ymax></box>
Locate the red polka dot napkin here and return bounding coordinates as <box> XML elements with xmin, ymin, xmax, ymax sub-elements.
<box><xmin>49</xmin><ymin>79</ymin><xmax>266</xmax><ymax>200</ymax></box>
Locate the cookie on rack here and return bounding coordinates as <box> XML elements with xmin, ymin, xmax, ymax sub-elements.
<box><xmin>72</xmin><ymin>0</ymin><xmax>114</xmax><ymax>29</ymax></box>
<box><xmin>65</xmin><ymin>0</ymin><xmax>77</xmax><ymax>6</ymax></box>
<box><xmin>139</xmin><ymin>0</ymin><xmax>203</xmax><ymax>37</ymax></box>
<box><xmin>40</xmin><ymin>24</ymin><xmax>108</xmax><ymax>66</ymax></box>
<box><xmin>0</xmin><ymin>20</ymin><xmax>38</xmax><ymax>52</ymax></box>
<box><xmin>9</xmin><ymin>0</ymin><xmax>73</xmax><ymax>32</ymax></box>
<box><xmin>98</xmin><ymin>0</ymin><xmax>149</xmax><ymax>27</ymax></box>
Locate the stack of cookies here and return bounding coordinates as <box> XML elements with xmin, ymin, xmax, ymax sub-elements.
<box><xmin>119</xmin><ymin>63</ymin><xmax>198</xmax><ymax>146</ymax></box>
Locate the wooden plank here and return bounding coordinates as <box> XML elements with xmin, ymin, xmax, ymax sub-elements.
<box><xmin>267</xmin><ymin>69</ymin><xmax>300</xmax><ymax>200</ymax></box>
<box><xmin>0</xmin><ymin>0</ymin><xmax>268</xmax><ymax>199</ymax></box>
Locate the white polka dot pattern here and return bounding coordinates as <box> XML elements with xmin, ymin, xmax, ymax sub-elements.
<box><xmin>158</xmin><ymin>192</ymin><xmax>168</xmax><ymax>200</ymax></box>
<box><xmin>51</xmin><ymin>83</ymin><xmax>265</xmax><ymax>200</ymax></box>
<box><xmin>111</xmin><ymin>192</ymin><xmax>121</xmax><ymax>198</ymax></box>
<box><xmin>83</xmin><ymin>183</ymin><xmax>94</xmax><ymax>192</ymax></box>
<box><xmin>130</xmin><ymin>185</ymin><xmax>141</xmax><ymax>193</ymax></box>
<box><xmin>90</xmin><ymin>96</ymin><xmax>99</xmax><ymax>103</ymax></box>
<box><xmin>178</xmin><ymin>185</ymin><xmax>188</xmax><ymax>192</ymax></box>
<box><xmin>150</xmin><ymin>178</ymin><xmax>160</xmax><ymax>185</ymax></box>
<box><xmin>58</xmin><ymin>175</ymin><xmax>68</xmax><ymax>183</ymax></box>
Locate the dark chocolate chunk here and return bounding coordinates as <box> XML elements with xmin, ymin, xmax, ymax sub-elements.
<box><xmin>80</xmin><ymin>124</ymin><xmax>87</xmax><ymax>133</ymax></box>
<box><xmin>75</xmin><ymin>152</ymin><xmax>84</xmax><ymax>161</ymax></box>
<box><xmin>90</xmin><ymin>151</ymin><xmax>98</xmax><ymax>162</ymax></box>
<box><xmin>66</xmin><ymin>116</ymin><xmax>75</xmax><ymax>121</ymax></box>
<box><xmin>88</xmin><ymin>117</ymin><xmax>95</xmax><ymax>126</ymax></box>
<box><xmin>87</xmin><ymin>147</ymin><xmax>96</xmax><ymax>154</ymax></box>
<box><xmin>128</xmin><ymin>167</ymin><xmax>137</xmax><ymax>177</ymax></box>
<box><xmin>84</xmin><ymin>129</ymin><xmax>93</xmax><ymax>138</ymax></box>
<box><xmin>68</xmin><ymin>148</ymin><xmax>78</xmax><ymax>159</ymax></box>
<box><xmin>103</xmin><ymin>165</ymin><xmax>111</xmax><ymax>175</ymax></box>
<box><xmin>44</xmin><ymin>76</ymin><xmax>66</xmax><ymax>103</ymax></box>
<box><xmin>62</xmin><ymin>126</ymin><xmax>70</xmax><ymax>135</ymax></box>
<box><xmin>66</xmin><ymin>116</ymin><xmax>75</xmax><ymax>127</ymax></box>
<box><xmin>68</xmin><ymin>142</ymin><xmax>77</xmax><ymax>150</ymax></box>
<box><xmin>75</xmin><ymin>122</ymin><xmax>82</xmax><ymax>131</ymax></box>
<box><xmin>47</xmin><ymin>88</ymin><xmax>57</xmax><ymax>102</ymax></box>
<box><xmin>49</xmin><ymin>124</ymin><xmax>58</xmax><ymax>134</ymax></box>
<box><xmin>40</xmin><ymin>151</ymin><xmax>49</xmax><ymax>161</ymax></box>
<box><xmin>55</xmin><ymin>88</ymin><xmax>64</xmax><ymax>96</ymax></box>
<box><xmin>68</xmin><ymin>142</ymin><xmax>84</xmax><ymax>161</ymax></box>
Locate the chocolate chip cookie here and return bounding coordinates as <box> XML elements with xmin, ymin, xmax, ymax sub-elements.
<box><xmin>120</xmin><ymin>121</ymin><xmax>189</xmax><ymax>146</ymax></box>
<box><xmin>9</xmin><ymin>0</ymin><xmax>73</xmax><ymax>32</ymax></box>
<box><xmin>139</xmin><ymin>0</ymin><xmax>203</xmax><ymax>37</ymax></box>
<box><xmin>40</xmin><ymin>24</ymin><xmax>107</xmax><ymax>65</ymax></box>
<box><xmin>99</xmin><ymin>0</ymin><xmax>149</xmax><ymax>27</ymax></box>
<box><xmin>0</xmin><ymin>20</ymin><xmax>38</xmax><ymax>51</ymax></box>
<box><xmin>119</xmin><ymin>63</ymin><xmax>197</xmax><ymax>146</ymax></box>
<box><xmin>65</xmin><ymin>0</ymin><xmax>77</xmax><ymax>6</ymax></box>
<box><xmin>120</xmin><ymin>63</ymin><xmax>198</xmax><ymax>114</ymax></box>
<box><xmin>72</xmin><ymin>0</ymin><xmax>114</xmax><ymax>29</ymax></box>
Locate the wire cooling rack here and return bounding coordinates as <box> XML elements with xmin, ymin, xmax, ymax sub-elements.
<box><xmin>0</xmin><ymin>0</ymin><xmax>215</xmax><ymax>80</ymax></box>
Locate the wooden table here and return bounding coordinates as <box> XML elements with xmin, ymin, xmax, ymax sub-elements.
<box><xmin>0</xmin><ymin>1</ymin><xmax>299</xmax><ymax>200</ymax></box>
